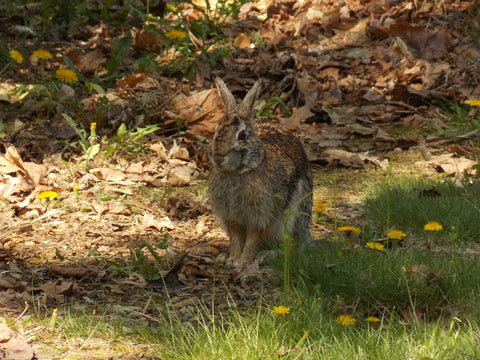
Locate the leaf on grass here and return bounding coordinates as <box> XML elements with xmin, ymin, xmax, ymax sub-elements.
<box><xmin>92</xmin><ymin>202</ymin><xmax>109</xmax><ymax>216</ymax></box>
<box><xmin>320</xmin><ymin>149</ymin><xmax>389</xmax><ymax>169</ymax></box>
<box><xmin>403</xmin><ymin>262</ymin><xmax>443</xmax><ymax>285</ymax></box>
<box><xmin>109</xmin><ymin>202</ymin><xmax>130</xmax><ymax>215</ymax></box>
<box><xmin>35</xmin><ymin>280</ymin><xmax>74</xmax><ymax>302</ymax></box>
<box><xmin>0</xmin><ymin>275</ymin><xmax>24</xmax><ymax>291</ymax></box>
<box><xmin>172</xmin><ymin>296</ymin><xmax>198</xmax><ymax>310</ymax></box>
<box><xmin>417</xmin><ymin>154</ymin><xmax>477</xmax><ymax>177</ymax></box>
<box><xmin>0</xmin><ymin>175</ymin><xmax>19</xmax><ymax>199</ymax></box>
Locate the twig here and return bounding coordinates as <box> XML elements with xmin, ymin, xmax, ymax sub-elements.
<box><xmin>13</xmin><ymin>301</ymin><xmax>29</xmax><ymax>324</ymax></box>
<box><xmin>31</xmin><ymin>208</ymin><xmax>63</xmax><ymax>223</ymax></box>
<box><xmin>464</xmin><ymin>197</ymin><xmax>480</xmax><ymax>215</ymax></box>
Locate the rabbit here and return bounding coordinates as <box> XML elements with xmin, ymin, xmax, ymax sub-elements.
<box><xmin>208</xmin><ymin>77</ymin><xmax>313</xmax><ymax>268</ymax></box>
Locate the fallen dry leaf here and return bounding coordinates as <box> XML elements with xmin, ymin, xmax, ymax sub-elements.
<box><xmin>235</xmin><ymin>33</ymin><xmax>252</xmax><ymax>49</ymax></box>
<box><xmin>168</xmin><ymin>141</ymin><xmax>190</xmax><ymax>161</ymax></box>
<box><xmin>280</xmin><ymin>105</ymin><xmax>314</xmax><ymax>130</ymax></box>
<box><xmin>167</xmin><ymin>164</ymin><xmax>198</xmax><ymax>186</ymax></box>
<box><xmin>390</xmin><ymin>21</ymin><xmax>451</xmax><ymax>60</ymax></box>
<box><xmin>0</xmin><ymin>143</ymin><xmax>45</xmax><ymax>195</ymax></box>
<box><xmin>148</xmin><ymin>140</ymin><xmax>168</xmax><ymax>160</ymax></box>
<box><xmin>172</xmin><ymin>88</ymin><xmax>224</xmax><ymax>137</ymax></box>
<box><xmin>143</xmin><ymin>213</ymin><xmax>175</xmax><ymax>231</ymax></box>
<box><xmin>35</xmin><ymin>280</ymin><xmax>74</xmax><ymax>302</ymax></box>
<box><xmin>3</xmin><ymin>339</ymin><xmax>35</xmax><ymax>360</ymax></box>
<box><xmin>133</xmin><ymin>28</ymin><xmax>162</xmax><ymax>52</ymax></box>
<box><xmin>403</xmin><ymin>262</ymin><xmax>443</xmax><ymax>285</ymax></box>
<box><xmin>418</xmin><ymin>154</ymin><xmax>477</xmax><ymax>177</ymax></box>
<box><xmin>320</xmin><ymin>149</ymin><xmax>389</xmax><ymax>169</ymax></box>
<box><xmin>75</xmin><ymin>49</ymin><xmax>107</xmax><ymax>74</ymax></box>
<box><xmin>117</xmin><ymin>72</ymin><xmax>160</xmax><ymax>91</ymax></box>
<box><xmin>91</xmin><ymin>168</ymin><xmax>126</xmax><ymax>182</ymax></box>
<box><xmin>126</xmin><ymin>162</ymin><xmax>144</xmax><ymax>174</ymax></box>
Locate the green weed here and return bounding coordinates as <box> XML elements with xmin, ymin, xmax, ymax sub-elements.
<box><xmin>149</xmin><ymin>0</ymin><xmax>247</xmax><ymax>78</ymax></box>
<box><xmin>257</xmin><ymin>97</ymin><xmax>291</xmax><ymax>119</ymax></box>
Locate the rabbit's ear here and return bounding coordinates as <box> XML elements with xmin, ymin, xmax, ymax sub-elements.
<box><xmin>240</xmin><ymin>79</ymin><xmax>262</xmax><ymax>118</ymax></box>
<box><xmin>214</xmin><ymin>77</ymin><xmax>237</xmax><ymax>114</ymax></box>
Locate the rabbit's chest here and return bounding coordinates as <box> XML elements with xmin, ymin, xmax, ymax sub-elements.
<box><xmin>208</xmin><ymin>171</ymin><xmax>275</xmax><ymax>222</ymax></box>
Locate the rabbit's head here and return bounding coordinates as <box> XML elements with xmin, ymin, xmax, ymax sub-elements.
<box><xmin>209</xmin><ymin>78</ymin><xmax>264</xmax><ymax>172</ymax></box>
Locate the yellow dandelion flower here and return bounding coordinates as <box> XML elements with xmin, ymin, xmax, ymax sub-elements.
<box><xmin>32</xmin><ymin>49</ymin><xmax>53</xmax><ymax>60</ymax></box>
<box><xmin>424</xmin><ymin>221</ymin><xmax>442</xmax><ymax>231</ymax></box>
<box><xmin>55</xmin><ymin>68</ymin><xmax>78</xmax><ymax>84</ymax></box>
<box><xmin>314</xmin><ymin>201</ymin><xmax>328</xmax><ymax>214</ymax></box>
<box><xmin>10</xmin><ymin>50</ymin><xmax>23</xmax><ymax>64</ymax></box>
<box><xmin>387</xmin><ymin>229</ymin><xmax>407</xmax><ymax>240</ymax></box>
<box><xmin>365</xmin><ymin>316</ymin><xmax>380</xmax><ymax>323</ymax></box>
<box><xmin>365</xmin><ymin>242</ymin><xmax>385</xmax><ymax>251</ymax></box>
<box><xmin>271</xmin><ymin>306</ymin><xmax>290</xmax><ymax>315</ymax></box>
<box><xmin>165</xmin><ymin>30</ymin><xmax>187</xmax><ymax>40</ymax></box>
<box><xmin>90</xmin><ymin>122</ymin><xmax>97</xmax><ymax>130</ymax></box>
<box><xmin>336</xmin><ymin>314</ymin><xmax>356</xmax><ymax>326</ymax></box>
<box><xmin>39</xmin><ymin>190</ymin><xmax>59</xmax><ymax>200</ymax></box>
<box><xmin>73</xmin><ymin>182</ymin><xmax>79</xmax><ymax>196</ymax></box>
<box><xmin>338</xmin><ymin>226</ymin><xmax>361</xmax><ymax>235</ymax></box>
<box><xmin>467</xmin><ymin>99</ymin><xmax>480</xmax><ymax>106</ymax></box>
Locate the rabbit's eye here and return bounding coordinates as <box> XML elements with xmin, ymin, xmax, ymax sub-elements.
<box><xmin>238</xmin><ymin>130</ymin><xmax>247</xmax><ymax>140</ymax></box>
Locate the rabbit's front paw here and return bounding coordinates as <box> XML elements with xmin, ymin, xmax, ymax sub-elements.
<box><xmin>226</xmin><ymin>255</ymin><xmax>242</xmax><ymax>269</ymax></box>
<box><xmin>226</xmin><ymin>251</ymin><xmax>253</xmax><ymax>269</ymax></box>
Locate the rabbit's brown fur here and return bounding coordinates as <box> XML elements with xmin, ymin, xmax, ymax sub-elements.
<box><xmin>208</xmin><ymin>78</ymin><xmax>312</xmax><ymax>267</ymax></box>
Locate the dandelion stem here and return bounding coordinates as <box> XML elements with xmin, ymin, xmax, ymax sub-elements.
<box><xmin>0</xmin><ymin>60</ymin><xmax>14</xmax><ymax>77</ymax></box>
<box><xmin>333</xmin><ymin>175</ymin><xmax>338</xmax><ymax>238</ymax></box>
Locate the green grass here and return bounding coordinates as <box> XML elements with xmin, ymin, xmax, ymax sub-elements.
<box><xmin>282</xmin><ymin>244</ymin><xmax>480</xmax><ymax>314</ymax></box>
<box><xmin>436</xmin><ymin>97</ymin><xmax>480</xmax><ymax>140</ymax></box>
<box><xmin>363</xmin><ymin>175</ymin><xmax>480</xmax><ymax>241</ymax></box>
<box><xmin>151</xmin><ymin>308</ymin><xmax>476</xmax><ymax>360</ymax></box>
<box><xmin>27</xmin><ymin>291</ymin><xmax>480</xmax><ymax>360</ymax></box>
